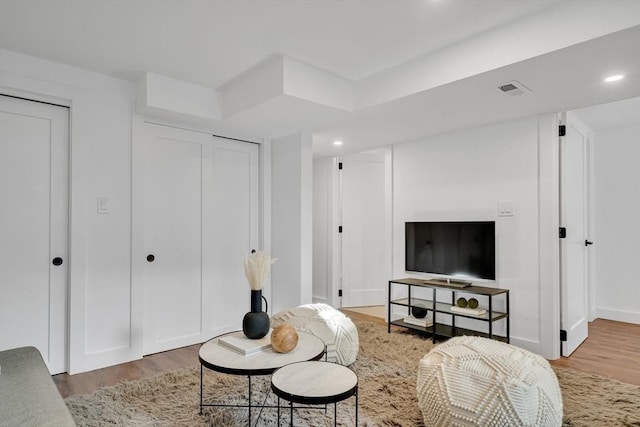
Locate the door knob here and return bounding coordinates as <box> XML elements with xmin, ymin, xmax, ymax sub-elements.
<box><xmin>585</xmin><ymin>240</ymin><xmax>594</xmax><ymax>246</ymax></box>
<box><xmin>146</xmin><ymin>254</ymin><xmax>155</xmax><ymax>262</ymax></box>
<box><xmin>52</xmin><ymin>257</ymin><xmax>63</xmax><ymax>266</ymax></box>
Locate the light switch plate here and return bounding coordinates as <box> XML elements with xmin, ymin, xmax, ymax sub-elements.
<box><xmin>97</xmin><ymin>197</ymin><xmax>110</xmax><ymax>214</ymax></box>
<box><xmin>497</xmin><ymin>201</ymin><xmax>514</xmax><ymax>217</ymax></box>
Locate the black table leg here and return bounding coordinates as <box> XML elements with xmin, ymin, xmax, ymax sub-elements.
<box><xmin>355</xmin><ymin>390</ymin><xmax>358</xmax><ymax>426</ymax></box>
<box><xmin>290</xmin><ymin>400</ymin><xmax>293</xmax><ymax>426</ymax></box>
<box><xmin>248</xmin><ymin>375</ymin><xmax>251</xmax><ymax>427</ymax></box>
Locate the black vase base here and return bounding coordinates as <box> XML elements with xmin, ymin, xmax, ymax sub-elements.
<box><xmin>242</xmin><ymin>311</ymin><xmax>270</xmax><ymax>339</ymax></box>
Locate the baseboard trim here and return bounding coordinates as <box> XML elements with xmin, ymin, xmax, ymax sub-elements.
<box><xmin>508</xmin><ymin>336</ymin><xmax>541</xmax><ymax>355</ymax></box>
<box><xmin>596</xmin><ymin>307</ymin><xmax>640</xmax><ymax>325</ymax></box>
<box><xmin>312</xmin><ymin>296</ymin><xmax>329</xmax><ymax>303</ymax></box>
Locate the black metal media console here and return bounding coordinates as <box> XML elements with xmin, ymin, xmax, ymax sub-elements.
<box><xmin>387</xmin><ymin>278</ymin><xmax>510</xmax><ymax>343</ymax></box>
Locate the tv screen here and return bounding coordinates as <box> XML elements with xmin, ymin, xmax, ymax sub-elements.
<box><xmin>405</xmin><ymin>221</ymin><xmax>495</xmax><ymax>280</ymax></box>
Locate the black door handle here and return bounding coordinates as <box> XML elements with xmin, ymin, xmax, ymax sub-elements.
<box><xmin>585</xmin><ymin>240</ymin><xmax>594</xmax><ymax>246</ymax></box>
<box><xmin>52</xmin><ymin>257</ymin><xmax>63</xmax><ymax>266</ymax></box>
<box><xmin>146</xmin><ymin>254</ymin><xmax>155</xmax><ymax>262</ymax></box>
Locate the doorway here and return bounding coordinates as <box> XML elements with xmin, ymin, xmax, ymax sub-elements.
<box><xmin>0</xmin><ymin>95</ymin><xmax>69</xmax><ymax>374</ymax></box>
<box><xmin>559</xmin><ymin>97</ymin><xmax>640</xmax><ymax>358</ymax></box>
<box><xmin>339</xmin><ymin>148</ymin><xmax>391</xmax><ymax>310</ymax></box>
<box><xmin>559</xmin><ymin>112</ymin><xmax>592</xmax><ymax>356</ymax></box>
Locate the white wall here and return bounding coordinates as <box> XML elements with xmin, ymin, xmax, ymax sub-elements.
<box><xmin>1</xmin><ymin>48</ymin><xmax>137</xmax><ymax>373</ymax></box>
<box><xmin>271</xmin><ymin>131</ymin><xmax>313</xmax><ymax>313</ymax></box>
<box><xmin>393</xmin><ymin>117</ymin><xmax>543</xmax><ymax>352</ymax></box>
<box><xmin>593</xmin><ymin>123</ymin><xmax>640</xmax><ymax>324</ymax></box>
<box><xmin>1</xmin><ymin>48</ymin><xmax>274</xmax><ymax>373</ymax></box>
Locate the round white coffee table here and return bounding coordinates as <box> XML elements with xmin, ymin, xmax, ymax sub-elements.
<box><xmin>199</xmin><ymin>330</ymin><xmax>325</xmax><ymax>425</ymax></box>
<box><xmin>271</xmin><ymin>361</ymin><xmax>358</xmax><ymax>426</ymax></box>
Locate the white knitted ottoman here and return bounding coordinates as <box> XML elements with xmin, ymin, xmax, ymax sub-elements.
<box><xmin>417</xmin><ymin>336</ymin><xmax>562</xmax><ymax>427</ymax></box>
<box><xmin>271</xmin><ymin>303</ymin><xmax>359</xmax><ymax>365</ymax></box>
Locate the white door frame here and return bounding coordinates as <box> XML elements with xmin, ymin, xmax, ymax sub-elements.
<box><xmin>538</xmin><ymin>114</ymin><xmax>562</xmax><ymax>360</ymax></box>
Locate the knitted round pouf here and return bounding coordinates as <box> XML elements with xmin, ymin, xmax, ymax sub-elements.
<box><xmin>417</xmin><ymin>336</ymin><xmax>562</xmax><ymax>427</ymax></box>
<box><xmin>271</xmin><ymin>303</ymin><xmax>359</xmax><ymax>365</ymax></box>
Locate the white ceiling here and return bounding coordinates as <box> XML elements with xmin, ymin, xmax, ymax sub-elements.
<box><xmin>0</xmin><ymin>0</ymin><xmax>561</xmax><ymax>85</ymax></box>
<box><xmin>0</xmin><ymin>0</ymin><xmax>639</xmax><ymax>156</ymax></box>
<box><xmin>572</xmin><ymin>96</ymin><xmax>640</xmax><ymax>131</ymax></box>
<box><xmin>314</xmin><ymin>25</ymin><xmax>640</xmax><ymax>155</ymax></box>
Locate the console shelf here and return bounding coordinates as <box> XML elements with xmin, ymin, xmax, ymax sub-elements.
<box><xmin>388</xmin><ymin>278</ymin><xmax>509</xmax><ymax>343</ymax></box>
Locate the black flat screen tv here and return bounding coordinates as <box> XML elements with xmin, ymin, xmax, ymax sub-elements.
<box><xmin>405</xmin><ymin>221</ymin><xmax>495</xmax><ymax>281</ymax></box>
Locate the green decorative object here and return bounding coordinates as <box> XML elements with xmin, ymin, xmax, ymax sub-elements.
<box><xmin>468</xmin><ymin>298</ymin><xmax>479</xmax><ymax>309</ymax></box>
<box><xmin>456</xmin><ymin>297</ymin><xmax>467</xmax><ymax>308</ymax></box>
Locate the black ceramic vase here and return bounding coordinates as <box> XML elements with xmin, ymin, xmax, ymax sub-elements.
<box><xmin>242</xmin><ymin>289</ymin><xmax>270</xmax><ymax>339</ymax></box>
<box><xmin>411</xmin><ymin>303</ymin><xmax>428</xmax><ymax>319</ymax></box>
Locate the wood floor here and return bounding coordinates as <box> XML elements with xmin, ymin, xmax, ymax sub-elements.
<box><xmin>548</xmin><ymin>318</ymin><xmax>640</xmax><ymax>385</ymax></box>
<box><xmin>53</xmin><ymin>314</ymin><xmax>640</xmax><ymax>398</ymax></box>
<box><xmin>54</xmin><ymin>343</ymin><xmax>201</xmax><ymax>398</ymax></box>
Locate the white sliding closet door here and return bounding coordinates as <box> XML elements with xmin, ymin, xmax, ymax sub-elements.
<box><xmin>0</xmin><ymin>95</ymin><xmax>68</xmax><ymax>374</ymax></box>
<box><xmin>140</xmin><ymin>124</ymin><xmax>207</xmax><ymax>354</ymax></box>
<box><xmin>137</xmin><ymin>124</ymin><xmax>259</xmax><ymax>355</ymax></box>
<box><xmin>209</xmin><ymin>136</ymin><xmax>260</xmax><ymax>335</ymax></box>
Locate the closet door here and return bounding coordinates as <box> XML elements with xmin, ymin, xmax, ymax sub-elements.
<box><xmin>207</xmin><ymin>136</ymin><xmax>259</xmax><ymax>336</ymax></box>
<box><xmin>137</xmin><ymin>124</ymin><xmax>259</xmax><ymax>354</ymax></box>
<box><xmin>140</xmin><ymin>124</ymin><xmax>208</xmax><ymax>354</ymax></box>
<box><xmin>0</xmin><ymin>95</ymin><xmax>68</xmax><ymax>374</ymax></box>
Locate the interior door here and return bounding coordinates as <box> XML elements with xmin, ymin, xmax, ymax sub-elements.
<box><xmin>341</xmin><ymin>149</ymin><xmax>387</xmax><ymax>308</ymax></box>
<box><xmin>560</xmin><ymin>112</ymin><xmax>590</xmax><ymax>356</ymax></box>
<box><xmin>139</xmin><ymin>124</ymin><xmax>259</xmax><ymax>354</ymax></box>
<box><xmin>0</xmin><ymin>95</ymin><xmax>68</xmax><ymax>374</ymax></box>
<box><xmin>208</xmin><ymin>136</ymin><xmax>260</xmax><ymax>335</ymax></box>
<box><xmin>141</xmin><ymin>124</ymin><xmax>210</xmax><ymax>354</ymax></box>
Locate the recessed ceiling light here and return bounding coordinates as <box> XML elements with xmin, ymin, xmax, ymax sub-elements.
<box><xmin>604</xmin><ymin>74</ymin><xmax>624</xmax><ymax>82</ymax></box>
<box><xmin>333</xmin><ymin>140</ymin><xmax>343</xmax><ymax>146</ymax></box>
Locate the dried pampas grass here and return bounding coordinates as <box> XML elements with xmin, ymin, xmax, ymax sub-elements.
<box><xmin>243</xmin><ymin>251</ymin><xmax>277</xmax><ymax>290</ymax></box>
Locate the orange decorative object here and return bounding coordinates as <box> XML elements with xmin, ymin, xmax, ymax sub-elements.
<box><xmin>271</xmin><ymin>324</ymin><xmax>299</xmax><ymax>353</ymax></box>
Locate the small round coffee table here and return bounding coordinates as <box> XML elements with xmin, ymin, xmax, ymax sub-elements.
<box><xmin>271</xmin><ymin>361</ymin><xmax>358</xmax><ymax>426</ymax></box>
<box><xmin>199</xmin><ymin>330</ymin><xmax>325</xmax><ymax>425</ymax></box>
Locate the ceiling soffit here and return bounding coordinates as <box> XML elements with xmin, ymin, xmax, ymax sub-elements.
<box><xmin>132</xmin><ymin>1</ymin><xmax>640</xmax><ymax>143</ymax></box>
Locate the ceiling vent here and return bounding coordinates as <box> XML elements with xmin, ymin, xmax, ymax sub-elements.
<box><xmin>498</xmin><ymin>80</ymin><xmax>532</xmax><ymax>96</ymax></box>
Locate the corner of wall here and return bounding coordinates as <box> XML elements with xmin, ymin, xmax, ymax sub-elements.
<box><xmin>271</xmin><ymin>131</ymin><xmax>313</xmax><ymax>312</ymax></box>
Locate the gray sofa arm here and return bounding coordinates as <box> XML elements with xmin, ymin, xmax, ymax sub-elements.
<box><xmin>0</xmin><ymin>346</ymin><xmax>75</xmax><ymax>426</ymax></box>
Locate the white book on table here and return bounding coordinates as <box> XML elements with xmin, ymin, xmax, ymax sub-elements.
<box><xmin>218</xmin><ymin>330</ymin><xmax>273</xmax><ymax>355</ymax></box>
<box><xmin>403</xmin><ymin>315</ymin><xmax>433</xmax><ymax>328</ymax></box>
<box><xmin>450</xmin><ymin>306</ymin><xmax>487</xmax><ymax>316</ymax></box>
